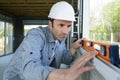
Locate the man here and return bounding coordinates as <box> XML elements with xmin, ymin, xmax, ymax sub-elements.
<box><xmin>4</xmin><ymin>1</ymin><xmax>97</xmax><ymax>80</ymax></box>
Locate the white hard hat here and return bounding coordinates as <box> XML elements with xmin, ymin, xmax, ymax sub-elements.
<box><xmin>48</xmin><ymin>1</ymin><xmax>76</xmax><ymax>21</ymax></box>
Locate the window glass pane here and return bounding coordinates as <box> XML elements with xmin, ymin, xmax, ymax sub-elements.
<box><xmin>89</xmin><ymin>0</ymin><xmax>120</xmax><ymax>54</ymax></box>
<box><xmin>0</xmin><ymin>21</ymin><xmax>4</xmax><ymax>56</ymax></box>
<box><xmin>6</xmin><ymin>22</ymin><xmax>13</xmax><ymax>54</ymax></box>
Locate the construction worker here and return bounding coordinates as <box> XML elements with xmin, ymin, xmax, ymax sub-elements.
<box><xmin>4</xmin><ymin>1</ymin><xmax>97</xmax><ymax>80</ymax></box>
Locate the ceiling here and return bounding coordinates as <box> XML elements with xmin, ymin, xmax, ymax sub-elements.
<box><xmin>0</xmin><ymin>0</ymin><xmax>78</xmax><ymax>18</ymax></box>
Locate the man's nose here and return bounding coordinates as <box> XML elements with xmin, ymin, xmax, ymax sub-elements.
<box><xmin>62</xmin><ymin>27</ymin><xmax>69</xmax><ymax>35</ymax></box>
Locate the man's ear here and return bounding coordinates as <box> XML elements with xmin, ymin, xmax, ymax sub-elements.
<box><xmin>49</xmin><ymin>20</ymin><xmax>52</xmax><ymax>29</ymax></box>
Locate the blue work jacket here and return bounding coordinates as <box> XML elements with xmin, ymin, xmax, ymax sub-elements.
<box><xmin>4</xmin><ymin>26</ymin><xmax>73</xmax><ymax>80</ymax></box>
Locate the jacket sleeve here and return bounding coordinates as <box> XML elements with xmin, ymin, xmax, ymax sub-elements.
<box><xmin>22</xmin><ymin>28</ymin><xmax>54</xmax><ymax>80</ymax></box>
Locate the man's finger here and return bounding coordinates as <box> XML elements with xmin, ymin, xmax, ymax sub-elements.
<box><xmin>77</xmin><ymin>50</ymin><xmax>98</xmax><ymax>67</ymax></box>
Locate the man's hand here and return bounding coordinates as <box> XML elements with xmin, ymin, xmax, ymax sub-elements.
<box><xmin>65</xmin><ymin>50</ymin><xmax>97</xmax><ymax>80</ymax></box>
<box><xmin>70</xmin><ymin>38</ymin><xmax>83</xmax><ymax>55</ymax></box>
<box><xmin>47</xmin><ymin>50</ymin><xmax>98</xmax><ymax>80</ymax></box>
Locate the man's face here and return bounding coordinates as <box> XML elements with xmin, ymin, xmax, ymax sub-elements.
<box><xmin>49</xmin><ymin>19</ymin><xmax>72</xmax><ymax>40</ymax></box>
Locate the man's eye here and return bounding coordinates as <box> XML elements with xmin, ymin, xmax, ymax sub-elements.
<box><xmin>60</xmin><ymin>24</ymin><xmax>64</xmax><ymax>27</ymax></box>
<box><xmin>68</xmin><ymin>25</ymin><xmax>71</xmax><ymax>28</ymax></box>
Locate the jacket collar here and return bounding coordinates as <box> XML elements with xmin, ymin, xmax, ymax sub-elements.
<box><xmin>46</xmin><ymin>26</ymin><xmax>55</xmax><ymax>42</ymax></box>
